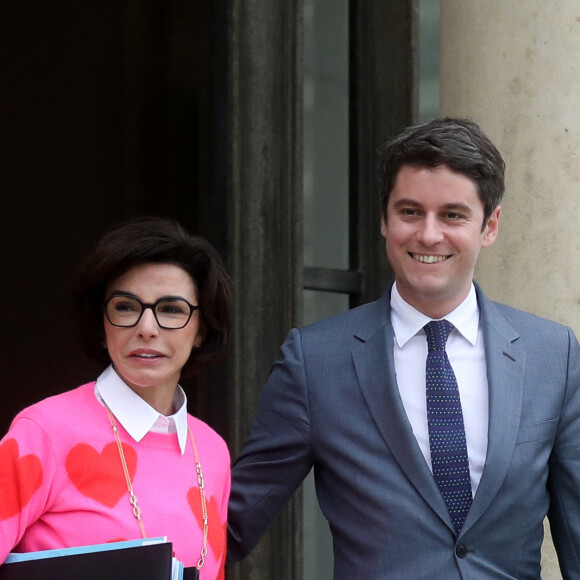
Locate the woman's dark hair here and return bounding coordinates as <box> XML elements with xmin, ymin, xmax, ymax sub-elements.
<box><xmin>379</xmin><ymin>117</ymin><xmax>506</xmax><ymax>226</ymax></box>
<box><xmin>73</xmin><ymin>216</ymin><xmax>233</xmax><ymax>376</ymax></box>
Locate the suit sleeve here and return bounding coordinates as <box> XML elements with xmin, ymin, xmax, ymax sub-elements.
<box><xmin>227</xmin><ymin>328</ymin><xmax>314</xmax><ymax>561</ymax></box>
<box><xmin>547</xmin><ymin>327</ymin><xmax>580</xmax><ymax>578</ymax></box>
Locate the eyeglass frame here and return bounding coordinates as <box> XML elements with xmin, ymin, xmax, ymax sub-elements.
<box><xmin>104</xmin><ymin>294</ymin><xmax>200</xmax><ymax>330</ymax></box>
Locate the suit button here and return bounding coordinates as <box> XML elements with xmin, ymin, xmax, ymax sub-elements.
<box><xmin>456</xmin><ymin>544</ymin><xmax>468</xmax><ymax>558</ymax></box>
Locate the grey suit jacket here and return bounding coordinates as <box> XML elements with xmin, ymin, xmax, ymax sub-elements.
<box><xmin>228</xmin><ymin>284</ymin><xmax>580</xmax><ymax>579</ymax></box>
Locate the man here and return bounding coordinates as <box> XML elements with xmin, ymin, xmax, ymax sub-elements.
<box><xmin>227</xmin><ymin>118</ymin><xmax>580</xmax><ymax>578</ymax></box>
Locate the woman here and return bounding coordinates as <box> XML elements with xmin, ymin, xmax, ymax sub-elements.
<box><xmin>0</xmin><ymin>217</ymin><xmax>233</xmax><ymax>579</ymax></box>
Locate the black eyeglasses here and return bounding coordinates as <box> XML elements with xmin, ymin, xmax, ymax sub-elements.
<box><xmin>104</xmin><ymin>294</ymin><xmax>200</xmax><ymax>330</ymax></box>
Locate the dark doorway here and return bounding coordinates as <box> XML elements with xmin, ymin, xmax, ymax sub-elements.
<box><xmin>0</xmin><ymin>1</ymin><xmax>227</xmax><ymax>435</ymax></box>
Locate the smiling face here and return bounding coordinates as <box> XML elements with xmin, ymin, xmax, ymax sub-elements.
<box><xmin>381</xmin><ymin>164</ymin><xmax>501</xmax><ymax>318</ymax></box>
<box><xmin>103</xmin><ymin>262</ymin><xmax>202</xmax><ymax>413</ymax></box>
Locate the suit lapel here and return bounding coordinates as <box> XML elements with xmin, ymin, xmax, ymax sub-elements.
<box><xmin>352</xmin><ymin>294</ymin><xmax>453</xmax><ymax>530</ymax></box>
<box><xmin>352</xmin><ymin>286</ymin><xmax>527</xmax><ymax>535</ymax></box>
<box><xmin>461</xmin><ymin>286</ymin><xmax>525</xmax><ymax>533</ymax></box>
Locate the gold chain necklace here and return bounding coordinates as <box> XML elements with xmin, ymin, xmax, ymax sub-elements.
<box><xmin>105</xmin><ymin>406</ymin><xmax>208</xmax><ymax>569</ymax></box>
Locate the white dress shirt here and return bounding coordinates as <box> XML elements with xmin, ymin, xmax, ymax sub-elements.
<box><xmin>95</xmin><ymin>365</ymin><xmax>189</xmax><ymax>455</ymax></box>
<box><xmin>390</xmin><ymin>282</ymin><xmax>489</xmax><ymax>496</ymax></box>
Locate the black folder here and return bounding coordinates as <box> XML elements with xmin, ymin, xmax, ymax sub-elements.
<box><xmin>0</xmin><ymin>541</ymin><xmax>173</xmax><ymax>580</ymax></box>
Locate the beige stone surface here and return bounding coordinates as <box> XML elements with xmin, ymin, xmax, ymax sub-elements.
<box><xmin>542</xmin><ymin>521</ymin><xmax>562</xmax><ymax>579</ymax></box>
<box><xmin>441</xmin><ymin>2</ymin><xmax>580</xmax><ymax>577</ymax></box>
<box><xmin>441</xmin><ymin>0</ymin><xmax>580</xmax><ymax>334</ymax></box>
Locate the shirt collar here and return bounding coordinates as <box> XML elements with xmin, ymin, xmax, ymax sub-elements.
<box><xmin>95</xmin><ymin>365</ymin><xmax>189</xmax><ymax>454</ymax></box>
<box><xmin>390</xmin><ymin>282</ymin><xmax>480</xmax><ymax>348</ymax></box>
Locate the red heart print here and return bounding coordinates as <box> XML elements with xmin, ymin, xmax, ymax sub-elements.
<box><xmin>66</xmin><ymin>442</ymin><xmax>137</xmax><ymax>508</ymax></box>
<box><xmin>188</xmin><ymin>486</ymin><xmax>226</xmax><ymax>569</ymax></box>
<box><xmin>0</xmin><ymin>438</ymin><xmax>43</xmax><ymax>520</ymax></box>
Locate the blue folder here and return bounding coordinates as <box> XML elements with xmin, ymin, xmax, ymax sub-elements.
<box><xmin>0</xmin><ymin>538</ymin><xmax>175</xmax><ymax>580</ymax></box>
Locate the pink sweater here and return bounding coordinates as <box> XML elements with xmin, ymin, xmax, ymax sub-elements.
<box><xmin>0</xmin><ymin>382</ymin><xmax>230</xmax><ymax>580</ymax></box>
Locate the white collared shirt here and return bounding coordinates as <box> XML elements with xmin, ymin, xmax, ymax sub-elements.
<box><xmin>390</xmin><ymin>282</ymin><xmax>489</xmax><ymax>496</ymax></box>
<box><xmin>94</xmin><ymin>365</ymin><xmax>189</xmax><ymax>455</ymax></box>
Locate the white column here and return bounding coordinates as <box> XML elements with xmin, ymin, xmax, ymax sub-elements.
<box><xmin>441</xmin><ymin>2</ymin><xmax>580</xmax><ymax>578</ymax></box>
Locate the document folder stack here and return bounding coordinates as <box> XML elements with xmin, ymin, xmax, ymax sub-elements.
<box><xmin>0</xmin><ymin>537</ymin><xmax>191</xmax><ymax>580</ymax></box>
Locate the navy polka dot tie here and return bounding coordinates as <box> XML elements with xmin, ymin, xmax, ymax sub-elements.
<box><xmin>424</xmin><ymin>319</ymin><xmax>472</xmax><ymax>533</ymax></box>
